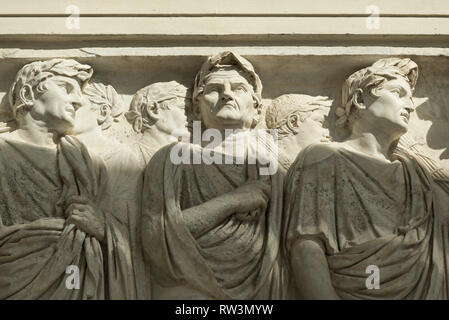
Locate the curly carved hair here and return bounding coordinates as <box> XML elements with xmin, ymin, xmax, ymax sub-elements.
<box><xmin>9</xmin><ymin>58</ymin><xmax>93</xmax><ymax>119</ymax></box>
<box><xmin>266</xmin><ymin>94</ymin><xmax>332</xmax><ymax>138</ymax></box>
<box><xmin>336</xmin><ymin>58</ymin><xmax>418</xmax><ymax>130</ymax></box>
<box><xmin>126</xmin><ymin>81</ymin><xmax>191</xmax><ymax>134</ymax></box>
<box><xmin>83</xmin><ymin>82</ymin><xmax>124</xmax><ymax>130</ymax></box>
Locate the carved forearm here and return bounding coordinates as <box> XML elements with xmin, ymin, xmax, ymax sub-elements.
<box><xmin>181</xmin><ymin>192</ymin><xmax>239</xmax><ymax>238</ymax></box>
<box><xmin>291</xmin><ymin>239</ymin><xmax>340</xmax><ymax>300</ymax></box>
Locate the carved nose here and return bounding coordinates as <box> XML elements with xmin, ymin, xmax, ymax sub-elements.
<box><xmin>70</xmin><ymin>94</ymin><xmax>84</xmax><ymax>110</ymax></box>
<box><xmin>404</xmin><ymin>105</ymin><xmax>414</xmax><ymax>114</ymax></box>
<box><xmin>404</xmin><ymin>97</ymin><xmax>415</xmax><ymax>113</ymax></box>
<box><xmin>221</xmin><ymin>95</ymin><xmax>232</xmax><ymax>102</ymax></box>
<box><xmin>221</xmin><ymin>84</ymin><xmax>235</xmax><ymax>102</ymax></box>
<box><xmin>71</xmin><ymin>100</ymin><xmax>82</xmax><ymax>110</ymax></box>
<box><xmin>221</xmin><ymin>90</ymin><xmax>234</xmax><ymax>102</ymax></box>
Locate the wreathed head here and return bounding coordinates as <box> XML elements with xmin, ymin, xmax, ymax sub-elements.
<box><xmin>266</xmin><ymin>94</ymin><xmax>331</xmax><ymax>140</ymax></box>
<box><xmin>72</xmin><ymin>82</ymin><xmax>123</xmax><ymax>134</ymax></box>
<box><xmin>193</xmin><ymin>51</ymin><xmax>263</xmax><ymax>130</ymax></box>
<box><xmin>9</xmin><ymin>59</ymin><xmax>93</xmax><ymax>134</ymax></box>
<box><xmin>126</xmin><ymin>81</ymin><xmax>191</xmax><ymax>136</ymax></box>
<box><xmin>337</xmin><ymin>58</ymin><xmax>418</xmax><ymax>136</ymax></box>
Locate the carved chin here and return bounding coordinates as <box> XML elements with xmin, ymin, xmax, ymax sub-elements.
<box><xmin>399</xmin><ymin>121</ymin><xmax>409</xmax><ymax>131</ymax></box>
<box><xmin>64</xmin><ymin>118</ymin><xmax>75</xmax><ymax>128</ymax></box>
<box><xmin>58</xmin><ymin>118</ymin><xmax>75</xmax><ymax>132</ymax></box>
<box><xmin>215</xmin><ymin>109</ymin><xmax>241</xmax><ymax>120</ymax></box>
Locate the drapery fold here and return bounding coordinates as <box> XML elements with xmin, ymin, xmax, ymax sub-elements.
<box><xmin>0</xmin><ymin>135</ymin><xmax>136</xmax><ymax>299</ymax></box>
<box><xmin>284</xmin><ymin>142</ymin><xmax>449</xmax><ymax>299</ymax></box>
<box><xmin>142</xmin><ymin>133</ymin><xmax>292</xmax><ymax>299</ymax></box>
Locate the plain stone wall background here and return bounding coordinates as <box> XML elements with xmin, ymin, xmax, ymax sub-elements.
<box><xmin>0</xmin><ymin>1</ymin><xmax>448</xmax><ymax>166</ymax></box>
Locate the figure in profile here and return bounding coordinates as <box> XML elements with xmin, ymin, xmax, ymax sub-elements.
<box><xmin>284</xmin><ymin>58</ymin><xmax>449</xmax><ymax>299</ymax></box>
<box><xmin>265</xmin><ymin>94</ymin><xmax>331</xmax><ymax>171</ymax></box>
<box><xmin>73</xmin><ymin>82</ymin><xmax>148</xmax><ymax>299</ymax></box>
<box><xmin>125</xmin><ymin>81</ymin><xmax>191</xmax><ymax>166</ymax></box>
<box><xmin>0</xmin><ymin>59</ymin><xmax>112</xmax><ymax>299</ymax></box>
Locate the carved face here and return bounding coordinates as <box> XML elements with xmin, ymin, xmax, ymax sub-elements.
<box><xmin>293</xmin><ymin>108</ymin><xmax>330</xmax><ymax>149</ymax></box>
<box><xmin>32</xmin><ymin>76</ymin><xmax>83</xmax><ymax>134</ymax></box>
<box><xmin>195</xmin><ymin>67</ymin><xmax>256</xmax><ymax>130</ymax></box>
<box><xmin>73</xmin><ymin>97</ymin><xmax>100</xmax><ymax>135</ymax></box>
<box><xmin>363</xmin><ymin>77</ymin><xmax>414</xmax><ymax>137</ymax></box>
<box><xmin>155</xmin><ymin>98</ymin><xmax>190</xmax><ymax>139</ymax></box>
<box><xmin>278</xmin><ymin>108</ymin><xmax>330</xmax><ymax>168</ymax></box>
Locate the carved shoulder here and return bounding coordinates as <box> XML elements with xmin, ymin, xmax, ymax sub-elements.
<box><xmin>299</xmin><ymin>143</ymin><xmax>342</xmax><ymax>168</ymax></box>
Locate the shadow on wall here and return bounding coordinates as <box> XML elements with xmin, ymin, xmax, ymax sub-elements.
<box><xmin>0</xmin><ymin>55</ymin><xmax>447</xmax><ymax>161</ymax></box>
<box><xmin>412</xmin><ymin>55</ymin><xmax>449</xmax><ymax>161</ymax></box>
<box><xmin>417</xmin><ymin>101</ymin><xmax>449</xmax><ymax>160</ymax></box>
<box><xmin>0</xmin><ymin>93</ymin><xmax>16</xmax><ymax>131</ymax></box>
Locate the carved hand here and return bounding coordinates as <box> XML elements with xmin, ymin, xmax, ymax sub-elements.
<box><xmin>65</xmin><ymin>195</ymin><xmax>106</xmax><ymax>243</ymax></box>
<box><xmin>232</xmin><ymin>179</ymin><xmax>271</xmax><ymax>221</ymax></box>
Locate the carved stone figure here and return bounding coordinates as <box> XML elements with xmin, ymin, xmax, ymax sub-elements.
<box><xmin>125</xmin><ymin>81</ymin><xmax>191</xmax><ymax>166</ymax></box>
<box><xmin>265</xmin><ymin>94</ymin><xmax>332</xmax><ymax>171</ymax></box>
<box><xmin>73</xmin><ymin>82</ymin><xmax>149</xmax><ymax>299</ymax></box>
<box><xmin>3</xmin><ymin>52</ymin><xmax>449</xmax><ymax>301</ymax></box>
<box><xmin>0</xmin><ymin>59</ymin><xmax>95</xmax><ymax>298</ymax></box>
<box><xmin>0</xmin><ymin>59</ymin><xmax>129</xmax><ymax>299</ymax></box>
<box><xmin>284</xmin><ymin>58</ymin><xmax>449</xmax><ymax>299</ymax></box>
<box><xmin>141</xmin><ymin>51</ymin><xmax>293</xmax><ymax>299</ymax></box>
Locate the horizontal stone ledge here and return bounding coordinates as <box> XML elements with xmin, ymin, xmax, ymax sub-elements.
<box><xmin>0</xmin><ymin>34</ymin><xmax>448</xmax><ymax>49</ymax></box>
<box><xmin>1</xmin><ymin>47</ymin><xmax>449</xmax><ymax>60</ymax></box>
<box><xmin>1</xmin><ymin>0</ymin><xmax>448</xmax><ymax>16</ymax></box>
<box><xmin>0</xmin><ymin>17</ymin><xmax>449</xmax><ymax>36</ymax></box>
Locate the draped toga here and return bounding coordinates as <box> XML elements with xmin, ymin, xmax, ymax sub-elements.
<box><xmin>89</xmin><ymin>140</ymin><xmax>149</xmax><ymax>299</ymax></box>
<box><xmin>0</xmin><ymin>133</ymin><xmax>135</xmax><ymax>299</ymax></box>
<box><xmin>284</xmin><ymin>142</ymin><xmax>449</xmax><ymax>299</ymax></box>
<box><xmin>141</xmin><ymin>132</ymin><xmax>293</xmax><ymax>300</ymax></box>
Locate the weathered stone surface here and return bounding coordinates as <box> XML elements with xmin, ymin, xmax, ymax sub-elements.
<box><xmin>1</xmin><ymin>2</ymin><xmax>449</xmax><ymax>300</ymax></box>
<box><xmin>284</xmin><ymin>58</ymin><xmax>449</xmax><ymax>299</ymax></box>
<box><xmin>1</xmin><ymin>48</ymin><xmax>449</xmax><ymax>300</ymax></box>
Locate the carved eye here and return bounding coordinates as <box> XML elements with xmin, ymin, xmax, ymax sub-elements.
<box><xmin>234</xmin><ymin>85</ymin><xmax>247</xmax><ymax>93</ymax></box>
<box><xmin>204</xmin><ymin>85</ymin><xmax>219</xmax><ymax>94</ymax></box>
<box><xmin>390</xmin><ymin>88</ymin><xmax>402</xmax><ymax>97</ymax></box>
<box><xmin>58</xmin><ymin>81</ymin><xmax>74</xmax><ymax>94</ymax></box>
<box><xmin>66</xmin><ymin>84</ymin><xmax>74</xmax><ymax>93</ymax></box>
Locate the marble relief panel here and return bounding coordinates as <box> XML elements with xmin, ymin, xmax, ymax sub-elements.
<box><xmin>0</xmin><ymin>51</ymin><xmax>448</xmax><ymax>300</ymax></box>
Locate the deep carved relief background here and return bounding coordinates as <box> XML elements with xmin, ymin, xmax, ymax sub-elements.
<box><xmin>0</xmin><ymin>51</ymin><xmax>448</xmax><ymax>300</ymax></box>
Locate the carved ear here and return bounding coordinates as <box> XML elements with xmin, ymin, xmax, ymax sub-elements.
<box><xmin>146</xmin><ymin>102</ymin><xmax>161</xmax><ymax>121</ymax></box>
<box><xmin>19</xmin><ymin>84</ymin><xmax>35</xmax><ymax>107</ymax></box>
<box><xmin>252</xmin><ymin>94</ymin><xmax>259</xmax><ymax>109</ymax></box>
<box><xmin>97</xmin><ymin>104</ymin><xmax>110</xmax><ymax>126</ymax></box>
<box><xmin>286</xmin><ymin>113</ymin><xmax>300</xmax><ymax>132</ymax></box>
<box><xmin>352</xmin><ymin>88</ymin><xmax>366</xmax><ymax>111</ymax></box>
